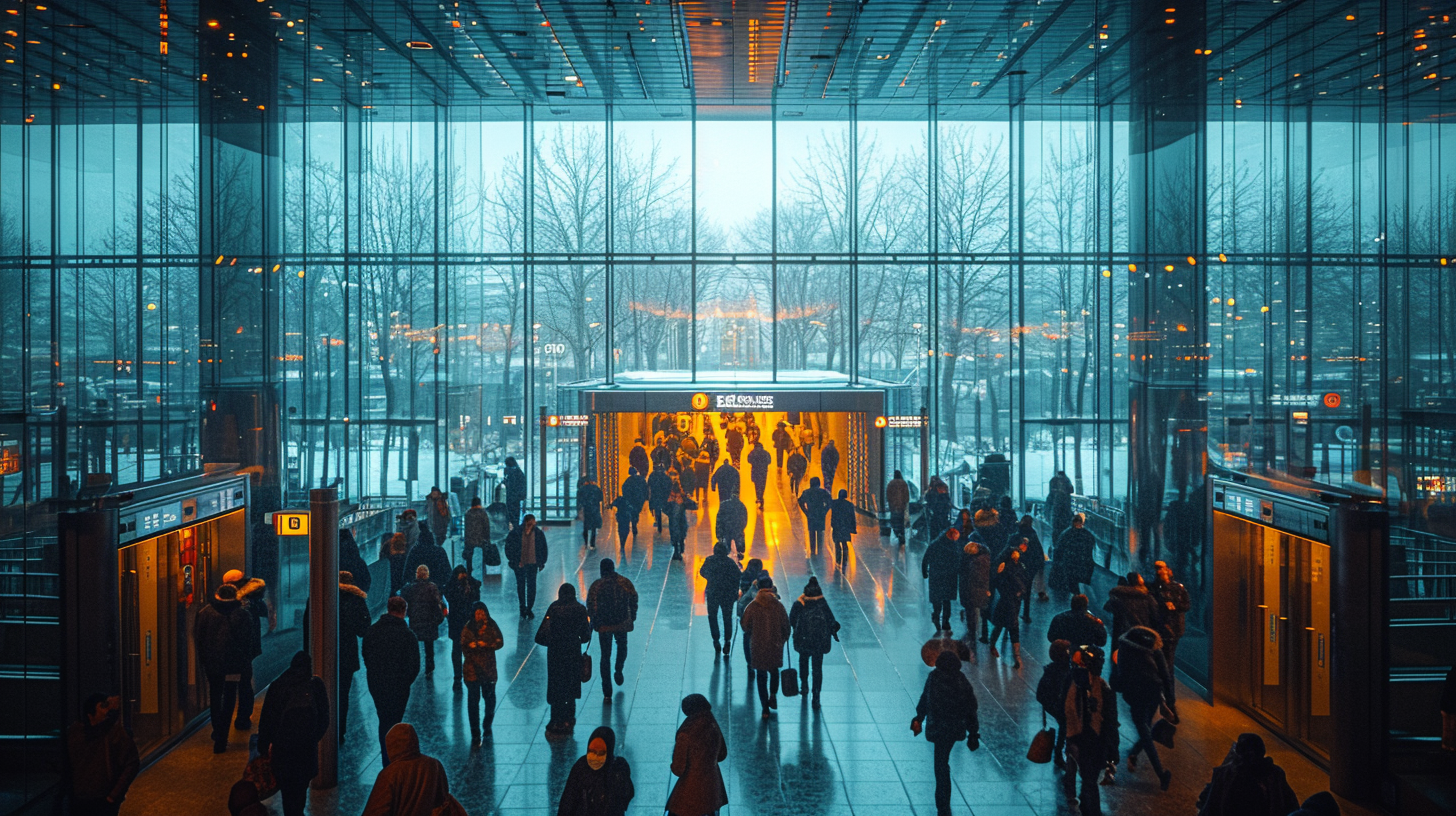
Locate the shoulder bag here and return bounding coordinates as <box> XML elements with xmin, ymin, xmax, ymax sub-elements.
<box><xmin>1027</xmin><ymin>710</ymin><xmax>1055</xmax><ymax>764</ymax></box>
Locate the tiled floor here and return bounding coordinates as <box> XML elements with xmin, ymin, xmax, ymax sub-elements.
<box><xmin>128</xmin><ymin>464</ymin><xmax>1375</xmax><ymax>815</ymax></box>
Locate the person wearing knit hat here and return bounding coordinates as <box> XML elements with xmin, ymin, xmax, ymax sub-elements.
<box><xmin>194</xmin><ymin>581</ymin><xmax>255</xmax><ymax>752</ymax></box>
<box><xmin>740</xmin><ymin>574</ymin><xmax>790</xmax><ymax>719</ymax></box>
<box><xmin>912</xmin><ymin>649</ymin><xmax>980</xmax><ymax>816</ymax></box>
<box><xmin>221</xmin><ymin>568</ymin><xmax>269</xmax><ymax>730</ymax></box>
<box><xmin>789</xmin><ymin>576</ymin><xmax>840</xmax><ymax>709</ymax></box>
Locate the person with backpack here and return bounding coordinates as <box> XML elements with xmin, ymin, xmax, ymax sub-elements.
<box><xmin>1194</xmin><ymin>733</ymin><xmax>1299</xmax><ymax>816</ymax></box>
<box><xmin>256</xmin><ymin>651</ymin><xmax>329</xmax><ymax>816</ymax></box>
<box><xmin>443</xmin><ymin>566</ymin><xmax>481</xmax><ymax>686</ymax></box>
<box><xmin>587</xmin><ymin>559</ymin><xmax>639</xmax><ymax>703</ymax></box>
<box><xmin>400</xmin><ymin>565</ymin><xmax>447</xmax><ymax>675</ymax></box>
<box><xmin>459</xmin><ymin>601</ymin><xmax>503</xmax><ymax>746</ymax></box>
<box><xmin>363</xmin><ymin>596</ymin><xmax>420</xmax><ymax>760</ymax></box>
<box><xmin>194</xmin><ymin>583</ymin><xmax>255</xmax><ymax>753</ymax></box>
<box><xmin>740</xmin><ymin>576</ymin><xmax>790</xmax><ymax>719</ymax></box>
<box><xmin>912</xmin><ymin>649</ymin><xmax>980</xmax><ymax>816</ymax></box>
<box><xmin>789</xmin><ymin>577</ymin><xmax>840</xmax><ymax>709</ymax></box>
<box><xmin>797</xmin><ymin>477</ymin><xmax>833</xmax><ymax>554</ymax></box>
<box><xmin>1035</xmin><ymin>640</ymin><xmax>1074</xmax><ymax>768</ymax></box>
<box><xmin>700</xmin><ymin>543</ymin><xmax>741</xmax><ymax>656</ymax></box>
<box><xmin>1063</xmin><ymin>645</ymin><xmax>1119</xmax><ymax>816</ymax></box>
<box><xmin>557</xmin><ymin>726</ymin><xmax>635</xmax><ymax>816</ymax></box>
<box><xmin>1111</xmin><ymin>624</ymin><xmax>1175</xmax><ymax>791</ymax></box>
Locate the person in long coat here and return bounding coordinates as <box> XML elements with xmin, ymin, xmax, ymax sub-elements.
<box><xmin>913</xmin><ymin>650</ymin><xmax>980</xmax><ymax>816</ymax></box>
<box><xmin>256</xmin><ymin>651</ymin><xmax>329</xmax><ymax>816</ymax></box>
<box><xmin>301</xmin><ymin>571</ymin><xmax>370</xmax><ymax>744</ymax></box>
<box><xmin>715</xmin><ymin>489</ymin><xmax>748</xmax><ymax>556</ymax></box>
<box><xmin>577</xmin><ymin>477</ymin><xmax>604</xmax><ymax>549</ymax></box>
<box><xmin>400</xmin><ymin>565</ymin><xmax>447</xmax><ymax>674</ymax></box>
<box><xmin>886</xmin><ymin>470</ymin><xmax>911</xmax><ymax>545</ymax></box>
<box><xmin>628</xmin><ymin>440</ymin><xmax>651</xmax><ymax>481</ymax></box>
<box><xmin>786</xmin><ymin>449</ymin><xmax>808</xmax><ymax>496</ymax></box>
<box><xmin>1048</xmin><ymin>513</ymin><xmax>1096</xmax><ymax>600</ymax></box>
<box><xmin>648</xmin><ymin>465</ymin><xmax>674</xmax><ymax>531</ymax></box>
<box><xmin>988</xmin><ymin>549</ymin><xmax>1028</xmax><ymax>667</ymax></box>
<box><xmin>361</xmin><ymin>723</ymin><xmax>452</xmax><ymax>816</ymax></box>
<box><xmin>460</xmin><ymin>601</ymin><xmax>503</xmax><ymax>745</ymax></box>
<box><xmin>746</xmin><ymin>443</ymin><xmax>772</xmax><ymax>508</ymax></box>
<box><xmin>1018</xmin><ymin>515</ymin><xmax>1048</xmax><ymax>612</ymax></box>
<box><xmin>921</xmin><ymin>527</ymin><xmax>963</xmax><ymax>631</ymax></box>
<box><xmin>538</xmin><ymin>583</ymin><xmax>592</xmax><ymax>737</ymax></box>
<box><xmin>403</xmin><ymin>533</ymin><xmax>451</xmax><ymax>604</ymax></box>
<box><xmin>621</xmin><ymin>468</ymin><xmax>648</xmax><ymax>536</ymax></box>
<box><xmin>796</xmin><ymin>477</ymin><xmax>833</xmax><ymax>554</ymax></box>
<box><xmin>1112</xmin><ymin>624</ymin><xmax>1176</xmax><ymax>790</ymax></box>
<box><xmin>957</xmin><ymin>533</ymin><xmax>992</xmax><ymax>642</ymax></box>
<box><xmin>819</xmin><ymin>440</ymin><xmax>840</xmax><ymax>494</ymax></box>
<box><xmin>788</xmin><ymin>576</ymin><xmax>840</xmax><ymax>708</ymax></box>
<box><xmin>557</xmin><ymin>726</ymin><xmax>634</xmax><ymax>816</ymax></box>
<box><xmin>362</xmin><ymin>596</ymin><xmax>419</xmax><ymax>760</ymax></box>
<box><xmin>443</xmin><ymin>566</ymin><xmax>481</xmax><ymax>684</ymax></box>
<box><xmin>829</xmin><ymin>489</ymin><xmax>857</xmax><ymax>565</ymax></box>
<box><xmin>739</xmin><ymin>577</ymin><xmax>790</xmax><ymax>719</ymax></box>
<box><xmin>665</xmin><ymin>488</ymin><xmax>699</xmax><ymax>560</ymax></box>
<box><xmin>666</xmin><ymin>694</ymin><xmax>728</xmax><ymax>816</ymax></box>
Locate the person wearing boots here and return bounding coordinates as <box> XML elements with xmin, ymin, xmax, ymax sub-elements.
<box><xmin>587</xmin><ymin>559</ymin><xmax>639</xmax><ymax>702</ymax></box>
<box><xmin>829</xmin><ymin>489</ymin><xmax>857</xmax><ymax>565</ymax></box>
<box><xmin>1063</xmin><ymin>645</ymin><xmax>1119</xmax><ymax>816</ymax></box>
<box><xmin>789</xmin><ymin>577</ymin><xmax>840</xmax><ymax>709</ymax></box>
<box><xmin>912</xmin><ymin>650</ymin><xmax>980</xmax><ymax>816</ymax></box>
<box><xmin>459</xmin><ymin>601</ymin><xmax>503</xmax><ymax>746</ymax></box>
<box><xmin>740</xmin><ymin>576</ymin><xmax>790</xmax><ymax>719</ymax></box>
<box><xmin>989</xmin><ymin>548</ymin><xmax>1029</xmax><ymax>667</ymax></box>
<box><xmin>539</xmin><ymin>584</ymin><xmax>591</xmax><ymax>737</ymax></box>
<box><xmin>921</xmin><ymin>527</ymin><xmax>963</xmax><ymax>632</ymax></box>
<box><xmin>700</xmin><ymin>542</ymin><xmax>742</xmax><ymax>656</ymax></box>
<box><xmin>1111</xmin><ymin>624</ymin><xmax>1175</xmax><ymax>791</ymax></box>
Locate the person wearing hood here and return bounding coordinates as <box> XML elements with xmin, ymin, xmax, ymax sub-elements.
<box><xmin>819</xmin><ymin>440</ymin><xmax>840</xmax><ymax>494</ymax></box>
<box><xmin>576</xmin><ymin>477</ymin><xmax>604</xmax><ymax>549</ymax></box>
<box><xmin>648</xmin><ymin>463</ymin><xmax>674</xmax><ymax>532</ymax></box>
<box><xmin>339</xmin><ymin>528</ymin><xmax>373</xmax><ymax>595</ymax></box>
<box><xmin>921</xmin><ymin>527</ymin><xmax>963</xmax><ymax>632</ymax></box>
<box><xmin>789</xmin><ymin>577</ymin><xmax>840</xmax><ymax>709</ymax></box>
<box><xmin>740</xmin><ymin>576</ymin><xmax>790</xmax><ymax>719</ymax></box>
<box><xmin>504</xmin><ymin>514</ymin><xmax>549</xmax><ymax>619</ymax></box>
<box><xmin>1035</xmin><ymin>640</ymin><xmax>1074</xmax><ymax>769</ymax></box>
<box><xmin>716</xmin><ymin>487</ymin><xmax>748</xmax><ymax>556</ymax></box>
<box><xmin>1286</xmin><ymin>792</ymin><xmax>1341</xmax><ymax>816</ymax></box>
<box><xmin>1110</xmin><ymin>624</ymin><xmax>1175</xmax><ymax>790</ymax></box>
<box><xmin>621</xmin><ymin>467</ymin><xmax>648</xmax><ymax>536</ymax></box>
<box><xmin>886</xmin><ymin>470</ymin><xmax>911</xmax><ymax>546</ymax></box>
<box><xmin>460</xmin><ymin>601</ymin><xmax>504</xmax><ymax>745</ymax></box>
<box><xmin>1018</xmin><ymin>515</ymin><xmax>1048</xmax><ymax>612</ymax></box>
<box><xmin>503</xmin><ymin>456</ymin><xmax>527</xmax><ymax>528</ymax></box>
<box><xmin>957</xmin><ymin>532</ymin><xmax>993</xmax><ymax>642</ymax></box>
<box><xmin>1194</xmin><ymin>733</ymin><xmax>1299</xmax><ymax>816</ymax></box>
<box><xmin>666</xmin><ymin>694</ymin><xmax>728</xmax><ymax>816</ymax></box>
<box><xmin>1049</xmin><ymin>513</ymin><xmax>1096</xmax><ymax>601</ymax></box>
<box><xmin>912</xmin><ymin>650</ymin><xmax>981</xmax><ymax>816</ymax></box>
<box><xmin>1047</xmin><ymin>594</ymin><xmax>1108</xmax><ymax>660</ymax></box>
<box><xmin>538</xmin><ymin>583</ymin><xmax>592</xmax><ymax>736</ymax></box>
<box><xmin>797</xmin><ymin>476</ymin><xmax>833</xmax><ymax>555</ymax></box>
<box><xmin>400</xmin><ymin>565</ymin><xmax>447</xmax><ymax>674</ymax></box>
<box><xmin>700</xmin><ymin>543</ymin><xmax>742</xmax><ymax>656</ymax></box>
<box><xmin>988</xmin><ymin>547</ymin><xmax>1029</xmax><ymax>667</ymax></box>
<box><xmin>628</xmin><ymin>439</ymin><xmax>650</xmax><ymax>481</ymax></box>
<box><xmin>786</xmin><ymin>448</ymin><xmax>808</xmax><ymax>497</ymax></box>
<box><xmin>194</xmin><ymin>583</ymin><xmax>256</xmax><ymax>752</ymax></box>
<box><xmin>444</xmin><ymin>566</ymin><xmax>482</xmax><ymax>685</ymax></box>
<box><xmin>363</xmin><ymin>596</ymin><xmax>420</xmax><ymax>759</ymax></box>
<box><xmin>651</xmin><ymin>439</ymin><xmax>674</xmax><ymax>473</ymax></box>
<box><xmin>303</xmin><ymin>571</ymin><xmax>372</xmax><ymax>744</ymax></box>
<box><xmin>403</xmin><ymin>525</ymin><xmax>452</xmax><ymax>606</ymax></box>
<box><xmin>1063</xmin><ymin>645</ymin><xmax>1118</xmax><ymax>816</ymax></box>
<box><xmin>665</xmin><ymin>487</ymin><xmax>699</xmax><ymax>560</ymax></box>
<box><xmin>829</xmin><ymin>489</ymin><xmax>857</xmax><ymax>565</ymax></box>
<box><xmin>1150</xmin><ymin>559</ymin><xmax>1192</xmax><ymax>669</ymax></box>
<box><xmin>746</xmin><ymin>442</ymin><xmax>772</xmax><ymax>509</ymax></box>
<box><xmin>256</xmin><ymin>651</ymin><xmax>329</xmax><ymax>816</ymax></box>
<box><xmin>557</xmin><ymin>726</ymin><xmax>634</xmax><ymax>816</ymax></box>
<box><xmin>362</xmin><ymin>723</ymin><xmax>453</xmax><ymax>816</ymax></box>
<box><xmin>1103</xmin><ymin>572</ymin><xmax>1161</xmax><ymax>643</ymax></box>
<box><xmin>463</xmin><ymin>496</ymin><xmax>492</xmax><ymax>576</ymax></box>
<box><xmin>425</xmin><ymin>485</ymin><xmax>451</xmax><ymax>545</ymax></box>
<box><xmin>66</xmin><ymin>694</ymin><xmax>138</xmax><ymax>816</ymax></box>
<box><xmin>588</xmin><ymin>559</ymin><xmax>639</xmax><ymax>701</ymax></box>
<box><xmin>221</xmin><ymin>569</ymin><xmax>269</xmax><ymax>730</ymax></box>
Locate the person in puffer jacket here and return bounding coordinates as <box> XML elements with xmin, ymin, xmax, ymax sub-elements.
<box><xmin>1111</xmin><ymin>624</ymin><xmax>1175</xmax><ymax>791</ymax></box>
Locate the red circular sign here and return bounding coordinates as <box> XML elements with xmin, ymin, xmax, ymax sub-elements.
<box><xmin>1322</xmin><ymin>393</ymin><xmax>1342</xmax><ymax>409</ymax></box>
<box><xmin>874</xmin><ymin>416</ymin><xmax>888</xmax><ymax>429</ymax></box>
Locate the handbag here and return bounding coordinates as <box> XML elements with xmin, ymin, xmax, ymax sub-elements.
<box><xmin>242</xmin><ymin>751</ymin><xmax>279</xmax><ymax>800</ymax></box>
<box><xmin>581</xmin><ymin>639</ymin><xmax>593</xmax><ymax>683</ymax></box>
<box><xmin>534</xmin><ymin>613</ymin><xmax>553</xmax><ymax>647</ymax></box>
<box><xmin>780</xmin><ymin>642</ymin><xmax>800</xmax><ymax>697</ymax></box>
<box><xmin>481</xmin><ymin>540</ymin><xmax>501</xmax><ymax>568</ymax></box>
<box><xmin>1151</xmin><ymin>717</ymin><xmax>1177</xmax><ymax>749</ymax></box>
<box><xmin>1027</xmin><ymin>711</ymin><xmax>1055</xmax><ymax>764</ymax></box>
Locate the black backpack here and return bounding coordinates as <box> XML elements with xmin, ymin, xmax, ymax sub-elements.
<box><xmin>797</xmin><ymin>601</ymin><xmax>834</xmax><ymax>646</ymax></box>
<box><xmin>276</xmin><ymin>680</ymin><xmax>320</xmax><ymax>744</ymax></box>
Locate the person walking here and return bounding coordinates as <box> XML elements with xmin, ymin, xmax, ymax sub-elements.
<box><xmin>621</xmin><ymin>467</ymin><xmax>648</xmax><ymax>536</ymax></box>
<box><xmin>1062</xmin><ymin>645</ymin><xmax>1119</xmax><ymax>816</ymax></box>
<box><xmin>740</xmin><ymin>576</ymin><xmax>790</xmax><ymax>719</ymax></box>
<box><xmin>1111</xmin><ymin>624</ymin><xmax>1175</xmax><ymax>790</ymax></box>
<box><xmin>957</xmin><ymin>533</ymin><xmax>992</xmax><ymax>641</ymax></box>
<box><xmin>538</xmin><ymin>584</ymin><xmax>592</xmax><ymax>737</ymax></box>
<box><xmin>462</xmin><ymin>497</ymin><xmax>491</xmax><ymax>578</ymax></box>
<box><xmin>988</xmin><ymin>548</ymin><xmax>1028</xmax><ymax>667</ymax></box>
<box><xmin>715</xmin><ymin>488</ymin><xmax>748</xmax><ymax>556</ymax></box>
<box><xmin>588</xmin><ymin>559</ymin><xmax>639</xmax><ymax>702</ymax></box>
<box><xmin>972</xmin><ymin>507</ymin><xmax>1007</xmax><ymax>559</ymax></box>
<box><xmin>403</xmin><ymin>526</ymin><xmax>451</xmax><ymax>600</ymax></box>
<box><xmin>652</xmin><ymin>439</ymin><xmax>674</xmax><ymax>474</ymax></box>
<box><xmin>629</xmin><ymin>439</ymin><xmax>650</xmax><ymax>480</ymax></box>
<box><xmin>361</xmin><ymin>723</ymin><xmax>452</xmax><ymax>816</ymax></box>
<box><xmin>194</xmin><ymin>582</ymin><xmax>255</xmax><ymax>753</ymax></box>
<box><xmin>425</xmin><ymin>486</ymin><xmax>451</xmax><ymax>546</ymax></box>
<box><xmin>1019</xmin><ymin>515</ymin><xmax>1048</xmax><ymax>611</ymax></box>
<box><xmin>772</xmin><ymin>422</ymin><xmax>793</xmax><ymax>471</ymax></box>
<box><xmin>921</xmin><ymin>527</ymin><xmax>962</xmax><ymax>632</ymax></box>
<box><xmin>443</xmin><ymin>566</ymin><xmax>481</xmax><ymax>685</ymax></box>
<box><xmin>337</xmin><ymin>571</ymin><xmax>371</xmax><ymax>742</ymax></box>
<box><xmin>576</xmin><ymin>478</ymin><xmax>603</xmax><ymax>550</ymax></box>
<box><xmin>1194</xmin><ymin>733</ymin><xmax>1299</xmax><ymax>816</ymax></box>
<box><xmin>786</xmin><ymin>448</ymin><xmax>808</xmax><ymax>497</ymax></box>
<box><xmin>1048</xmin><ymin>513</ymin><xmax>1096</xmax><ymax>601</ymax></box>
<box><xmin>1103</xmin><ymin>572</ymin><xmax>1160</xmax><ymax>643</ymax></box>
<box><xmin>65</xmin><ymin>694</ymin><xmax>138</xmax><ymax>816</ymax></box>
<box><xmin>1150</xmin><ymin>559</ymin><xmax>1191</xmax><ymax>669</ymax></box>
<box><xmin>819</xmin><ymin>440</ymin><xmax>840</xmax><ymax>494</ymax></box>
<box><xmin>725</xmin><ymin>423</ymin><xmax>745</xmax><ymax>467</ymax></box>
<box><xmin>746</xmin><ymin>442</ymin><xmax>772</xmax><ymax>509</ymax></box>
<box><xmin>503</xmin><ymin>456</ymin><xmax>527</xmax><ymax>528</ymax></box>
<box><xmin>504</xmin><ymin>514</ymin><xmax>548</xmax><ymax>619</ymax></box>
<box><xmin>829</xmin><ymin>489</ymin><xmax>857</xmax><ymax>565</ymax></box>
<box><xmin>736</xmin><ymin>563</ymin><xmax>766</xmax><ymax>669</ymax></box>
<box><xmin>558</xmin><ymin>726</ymin><xmax>635</xmax><ymax>816</ymax></box>
<box><xmin>608</xmin><ymin>493</ymin><xmax>635</xmax><ymax>550</ymax></box>
<box><xmin>1036</xmin><ymin>640</ymin><xmax>1075</xmax><ymax>768</ymax></box>
<box><xmin>693</xmin><ymin>450</ymin><xmax>712</xmax><ymax>501</ymax></box>
<box><xmin>699</xmin><ymin>543</ymin><xmax>741</xmax><ymax>656</ymax></box>
<box><xmin>711</xmin><ymin>457</ymin><xmax>740</xmax><ymax>499</ymax></box>
<box><xmin>924</xmin><ymin>479</ymin><xmax>952</xmax><ymax>542</ymax></box>
<box><xmin>400</xmin><ymin>565</ymin><xmax>447</xmax><ymax>675</ymax></box>
<box><xmin>788</xmin><ymin>577</ymin><xmax>839</xmax><ymax>709</ymax></box>
<box><xmin>1048</xmin><ymin>594</ymin><xmax>1108</xmax><ymax>656</ymax></box>
<box><xmin>649</xmin><ymin>464</ymin><xmax>674</xmax><ymax>532</ymax></box>
<box><xmin>256</xmin><ymin>651</ymin><xmax>329</xmax><ymax>816</ymax></box>
<box><xmin>798</xmin><ymin>423</ymin><xmax>816</xmax><ymax>460</ymax></box>
<box><xmin>797</xmin><ymin>477</ymin><xmax>833</xmax><ymax>554</ymax></box>
<box><xmin>1048</xmin><ymin>470</ymin><xmax>1075</xmax><ymax>542</ymax></box>
<box><xmin>886</xmin><ymin>470</ymin><xmax>911</xmax><ymax>546</ymax></box>
<box><xmin>665</xmin><ymin>488</ymin><xmax>699</xmax><ymax>560</ymax></box>
<box><xmin>384</xmin><ymin>532</ymin><xmax>410</xmax><ymax>597</ymax></box>
<box><xmin>339</xmin><ymin>529</ymin><xmax>373</xmax><ymax>595</ymax></box>
<box><xmin>460</xmin><ymin>601</ymin><xmax>503</xmax><ymax>745</ymax></box>
<box><xmin>912</xmin><ymin>650</ymin><xmax>980</xmax><ymax>816</ymax></box>
<box><xmin>363</xmin><ymin>596</ymin><xmax>420</xmax><ymax>760</ymax></box>
<box><xmin>221</xmin><ymin>569</ymin><xmax>269</xmax><ymax>730</ymax></box>
<box><xmin>666</xmin><ymin>694</ymin><xmax>728</xmax><ymax>816</ymax></box>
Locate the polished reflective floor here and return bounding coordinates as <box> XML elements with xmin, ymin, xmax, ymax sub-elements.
<box><xmin>128</xmin><ymin>462</ymin><xmax>1368</xmax><ymax>815</ymax></box>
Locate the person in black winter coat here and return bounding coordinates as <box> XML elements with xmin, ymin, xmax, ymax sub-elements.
<box><xmin>924</xmin><ymin>479</ymin><xmax>953</xmax><ymax>542</ymax></box>
<box><xmin>989</xmin><ymin>549</ymin><xmax>1028</xmax><ymax>667</ymax></box>
<box><xmin>1036</xmin><ymin>640</ymin><xmax>1074</xmax><ymax>767</ymax></box>
<box><xmin>1150</xmin><ymin>560</ymin><xmax>1192</xmax><ymax>669</ymax></box>
<box><xmin>746</xmin><ymin>443</ymin><xmax>772</xmax><ymax>508</ymax></box>
<box><xmin>66</xmin><ymin>694</ymin><xmax>138</xmax><ymax>815</ymax></box>
<box><xmin>786</xmin><ymin>449</ymin><xmax>808</xmax><ymax>496</ymax></box>
<box><xmin>339</xmin><ymin>529</ymin><xmax>373</xmax><ymax>595</ymax></box>
<box><xmin>1111</xmin><ymin>624</ymin><xmax>1175</xmax><ymax>790</ymax></box>
<box><xmin>587</xmin><ymin>559</ymin><xmax>639</xmax><ymax>701</ymax></box>
<box><xmin>194</xmin><ymin>583</ymin><xmax>255</xmax><ymax>752</ymax></box>
<box><xmin>700</xmin><ymin>543</ymin><xmax>742</xmax><ymax>655</ymax></box>
<box><xmin>788</xmin><ymin>577</ymin><xmax>840</xmax><ymax>707</ymax></box>
<box><xmin>621</xmin><ymin>468</ymin><xmax>648</xmax><ymax>536</ymax></box>
<box><xmin>1017</xmin><ymin>515</ymin><xmax>1047</xmax><ymax>611</ymax></box>
<box><xmin>922</xmin><ymin>528</ymin><xmax>963</xmax><ymax>631</ymax></box>
<box><xmin>648</xmin><ymin>465</ymin><xmax>674</xmax><ymax>532</ymax></box>
<box><xmin>829</xmin><ymin>489</ymin><xmax>857</xmax><ymax>565</ymax></box>
<box><xmin>399</xmin><ymin>566</ymin><xmax>447</xmax><ymax>674</ymax></box>
<box><xmin>664</xmin><ymin>489</ymin><xmax>698</xmax><ymax>560</ymax></box>
<box><xmin>819</xmin><ymin>440</ymin><xmax>840</xmax><ymax>494</ymax></box>
<box><xmin>1063</xmin><ymin>645</ymin><xmax>1119</xmax><ymax>816</ymax></box>
<box><xmin>503</xmin><ymin>456</ymin><xmax>527</xmax><ymax>527</ymax></box>
<box><xmin>256</xmin><ymin>651</ymin><xmax>329</xmax><ymax>816</ymax></box>
<box><xmin>557</xmin><ymin>725</ymin><xmax>634</xmax><ymax>816</ymax></box>
<box><xmin>797</xmin><ymin>477</ymin><xmax>833</xmax><ymax>554</ymax></box>
<box><xmin>362</xmin><ymin>596</ymin><xmax>419</xmax><ymax>762</ymax></box>
<box><xmin>628</xmin><ymin>440</ymin><xmax>650</xmax><ymax>481</ymax></box>
<box><xmin>302</xmin><ymin>571</ymin><xmax>371</xmax><ymax>745</ymax></box>
<box><xmin>1048</xmin><ymin>514</ymin><xmax>1096</xmax><ymax>599</ymax></box>
<box><xmin>403</xmin><ymin>533</ymin><xmax>452</xmax><ymax>603</ymax></box>
<box><xmin>1047</xmin><ymin>594</ymin><xmax>1108</xmax><ymax>659</ymax></box>
<box><xmin>444</xmin><ymin>566</ymin><xmax>482</xmax><ymax>685</ymax></box>
<box><xmin>608</xmin><ymin>494</ymin><xmax>635</xmax><ymax>549</ymax></box>
<box><xmin>1103</xmin><ymin>572</ymin><xmax>1162</xmax><ymax>643</ymax></box>
<box><xmin>1194</xmin><ymin>733</ymin><xmax>1299</xmax><ymax>816</ymax></box>
<box><xmin>971</xmin><ymin>507</ymin><xmax>1008</xmax><ymax>560</ymax></box>
<box><xmin>912</xmin><ymin>650</ymin><xmax>980</xmax><ymax>816</ymax></box>
<box><xmin>504</xmin><ymin>515</ymin><xmax>549</xmax><ymax>618</ymax></box>
<box><xmin>576</xmin><ymin>478</ymin><xmax>603</xmax><ymax>549</ymax></box>
<box><xmin>958</xmin><ymin>533</ymin><xmax>993</xmax><ymax>642</ymax></box>
<box><xmin>539</xmin><ymin>583</ymin><xmax>592</xmax><ymax>736</ymax></box>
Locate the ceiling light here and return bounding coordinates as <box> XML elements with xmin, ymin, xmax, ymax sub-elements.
<box><xmin>563</xmin><ymin>75</ymin><xmax>577</xmax><ymax>81</ymax></box>
<box><xmin>875</xmin><ymin>54</ymin><xmax>890</xmax><ymax>60</ymax></box>
<box><xmin>405</xmin><ymin>41</ymin><xmax>433</xmax><ymax>49</ymax></box>
<box><xmin>206</xmin><ymin>19</ymin><xmax>220</xmax><ymax>28</ymax></box>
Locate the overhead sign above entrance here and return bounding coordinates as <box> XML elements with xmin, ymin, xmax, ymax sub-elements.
<box><xmin>580</xmin><ymin>386</ymin><xmax>886</xmax><ymax>414</ymax></box>
<box><xmin>878</xmin><ymin>415</ymin><xmax>926</xmax><ymax>429</ymax></box>
<box><xmin>712</xmin><ymin>393</ymin><xmax>775</xmax><ymax>410</ymax></box>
